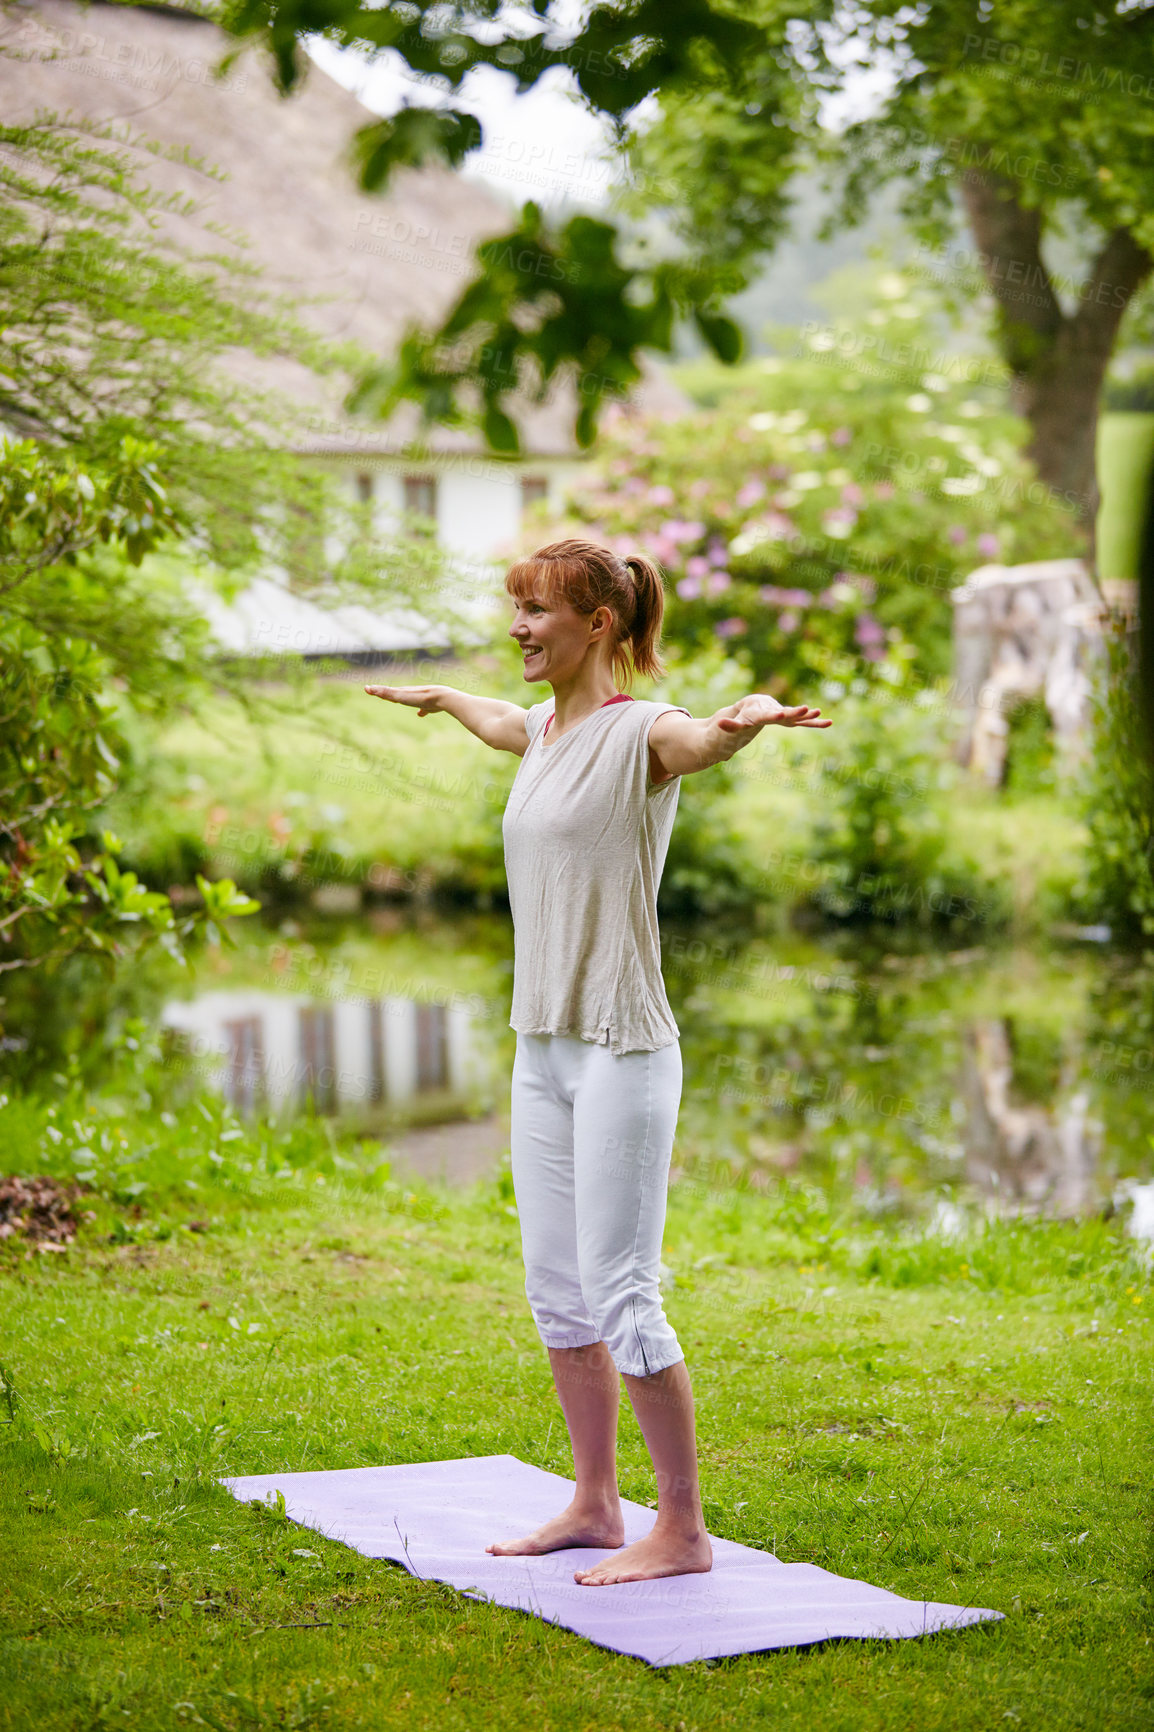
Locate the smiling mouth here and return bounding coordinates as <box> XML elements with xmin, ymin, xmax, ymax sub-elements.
<box><xmin>521</xmin><ymin>646</ymin><xmax>543</xmax><ymax>660</ymax></box>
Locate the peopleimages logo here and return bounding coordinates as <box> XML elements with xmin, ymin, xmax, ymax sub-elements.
<box><xmin>16</xmin><ymin>19</ymin><xmax>249</xmax><ymax>91</ymax></box>
<box><xmin>962</xmin><ymin>32</ymin><xmax>1154</xmax><ymax>101</ymax></box>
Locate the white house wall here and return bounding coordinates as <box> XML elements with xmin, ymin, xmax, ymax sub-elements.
<box><xmin>440</xmin><ymin>466</ymin><xmax>521</xmax><ymax>561</ymax></box>
<box><xmin>346</xmin><ymin>458</ymin><xmax>585</xmax><ymax>563</ymax></box>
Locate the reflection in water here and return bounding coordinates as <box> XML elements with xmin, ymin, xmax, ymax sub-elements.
<box><xmin>960</xmin><ymin>1018</ymin><xmax>1102</xmax><ymax>1217</ymax></box>
<box><xmin>667</xmin><ymin>933</ymin><xmax>1154</xmax><ymax>1230</ymax></box>
<box><xmin>162</xmin><ymin>990</ymin><xmax>484</xmax><ymax>1116</ymax></box>
<box><xmin>161</xmin><ymin>920</ymin><xmax>1154</xmax><ymax>1229</ymax></box>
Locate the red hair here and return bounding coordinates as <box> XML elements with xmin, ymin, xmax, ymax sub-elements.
<box><xmin>505</xmin><ymin>537</ymin><xmax>668</xmax><ymax>691</ymax></box>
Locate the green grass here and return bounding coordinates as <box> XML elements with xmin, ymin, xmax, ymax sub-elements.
<box><xmin>107</xmin><ymin>669</ymin><xmax>521</xmax><ymax>901</ymax></box>
<box><xmin>2</xmin><ymin>1097</ymin><xmax>1151</xmax><ymax>1731</ymax></box>
<box><xmin>1097</xmin><ymin>412</ymin><xmax>1154</xmax><ymax>583</ymax></box>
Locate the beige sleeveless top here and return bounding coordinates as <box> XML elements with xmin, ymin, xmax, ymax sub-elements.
<box><xmin>502</xmin><ymin>694</ymin><xmax>692</xmax><ymax>1055</ymax></box>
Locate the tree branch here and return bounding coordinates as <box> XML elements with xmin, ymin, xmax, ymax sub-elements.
<box><xmin>1061</xmin><ymin>225</ymin><xmax>1154</xmax><ymax>377</ymax></box>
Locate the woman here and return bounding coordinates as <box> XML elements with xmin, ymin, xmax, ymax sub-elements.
<box><xmin>366</xmin><ymin>538</ymin><xmax>831</xmax><ymax>1586</ymax></box>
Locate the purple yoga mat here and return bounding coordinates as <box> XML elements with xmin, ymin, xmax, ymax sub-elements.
<box><xmin>220</xmin><ymin>1453</ymin><xmax>1002</xmax><ymax>1667</ymax></box>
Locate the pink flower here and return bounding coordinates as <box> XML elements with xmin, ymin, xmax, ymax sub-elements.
<box><xmin>761</xmin><ymin>510</ymin><xmax>797</xmax><ymax>539</ymax></box>
<box><xmin>622</xmin><ymin>476</ymin><xmax>647</xmax><ymax>496</ymax></box>
<box><xmin>873</xmin><ymin>481</ymin><xmax>895</xmax><ymax>500</ymax></box>
<box><xmin>707</xmin><ymin>538</ymin><xmax>729</xmax><ymax>567</ymax></box>
<box><xmin>736</xmin><ymin>479</ymin><xmax>766</xmax><ymax>508</ymax></box>
<box><xmin>840</xmin><ymin>483</ymin><xmax>864</xmax><ymax>506</ymax></box>
<box><xmin>759</xmin><ymin>585</ymin><xmax>810</xmax><ymax>607</ymax></box>
<box><xmin>688</xmin><ymin>478</ymin><xmax>711</xmax><ymax>498</ymax></box>
<box><xmin>854</xmin><ymin>615</ymin><xmax>886</xmax><ymax>646</ymax></box>
<box><xmin>676</xmin><ymin>574</ymin><xmax>703</xmax><ymax>600</ymax></box>
<box><xmin>662</xmin><ymin>519</ymin><xmax>706</xmax><ymax>544</ymax></box>
<box><xmin>862</xmin><ymin>644</ymin><xmax>885</xmax><ymax>662</ymax></box>
<box><xmin>767</xmin><ymin>463</ymin><xmax>792</xmax><ymax>481</ymax></box>
<box><xmin>648</xmin><ymin>484</ymin><xmax>675</xmax><ymax>506</ymax></box>
<box><xmin>831</xmin><ymin>426</ymin><xmax>852</xmax><ymax>447</ymax></box>
<box><xmin>706</xmin><ymin>570</ymin><xmax>732</xmax><ymax>596</ymax></box>
<box><xmin>685</xmin><ymin>554</ymin><xmax>710</xmax><ymax>580</ymax></box>
<box><xmin>777</xmin><ymin>610</ymin><xmax>800</xmax><ymax>633</ymax></box>
<box><xmin>948</xmin><ymin>524</ymin><xmax>968</xmax><ymax>545</ymax></box>
<box><xmin>977</xmin><ymin>532</ymin><xmax>1000</xmax><ymax>558</ymax></box>
<box><xmin>715</xmin><ymin>616</ymin><xmax>747</xmax><ymax>637</ymax></box>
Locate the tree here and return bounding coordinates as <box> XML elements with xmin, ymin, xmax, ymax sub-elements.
<box><xmin>220</xmin><ymin>0</ymin><xmax>1154</xmax><ymax>556</ymax></box>
<box><xmin>0</xmin><ymin>435</ymin><xmax>260</xmax><ymax>983</ymax></box>
<box><xmin>0</xmin><ymin>99</ymin><xmax>461</xmax><ymax>1021</ymax></box>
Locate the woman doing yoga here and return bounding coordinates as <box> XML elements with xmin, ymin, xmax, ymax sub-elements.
<box><xmin>366</xmin><ymin>538</ymin><xmax>832</xmax><ymax>1586</ymax></box>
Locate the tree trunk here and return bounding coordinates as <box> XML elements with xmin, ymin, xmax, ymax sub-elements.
<box><xmin>957</xmin><ymin>161</ymin><xmax>1153</xmax><ymax>567</ymax></box>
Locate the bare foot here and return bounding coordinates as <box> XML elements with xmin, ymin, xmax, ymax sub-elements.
<box><xmin>486</xmin><ymin>1499</ymin><xmax>625</xmax><ymax>1557</ymax></box>
<box><xmin>573</xmin><ymin>1524</ymin><xmax>712</xmax><ymax>1584</ymax></box>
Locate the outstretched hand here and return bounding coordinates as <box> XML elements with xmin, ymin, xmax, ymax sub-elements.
<box><xmin>714</xmin><ymin>694</ymin><xmax>832</xmax><ymax>740</ymax></box>
<box><xmin>364</xmin><ymin>684</ymin><xmax>443</xmax><ymax>717</ymax></box>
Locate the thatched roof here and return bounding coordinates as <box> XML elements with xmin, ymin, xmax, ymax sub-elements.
<box><xmin>1</xmin><ymin>0</ymin><xmax>690</xmax><ymax>455</ymax></box>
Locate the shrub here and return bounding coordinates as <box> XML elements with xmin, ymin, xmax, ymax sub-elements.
<box><xmin>1071</xmin><ymin>624</ymin><xmax>1154</xmax><ymax>940</ymax></box>
<box><xmin>550</xmin><ymin>266</ymin><xmax>1081</xmax><ymax>698</ymax></box>
<box><xmin>800</xmin><ymin>684</ymin><xmax>1007</xmax><ymax>931</ymax></box>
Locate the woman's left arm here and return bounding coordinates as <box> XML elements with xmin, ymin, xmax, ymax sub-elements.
<box><xmin>649</xmin><ymin>695</ymin><xmax>832</xmax><ymax>781</ymax></box>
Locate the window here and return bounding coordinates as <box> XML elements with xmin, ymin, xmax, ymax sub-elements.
<box><xmin>415</xmin><ymin>1000</ymin><xmax>449</xmax><ymax>1092</ymax></box>
<box><xmin>354</xmin><ymin>472</ymin><xmax>374</xmax><ymax>504</ymax></box>
<box><xmin>298</xmin><ymin>1004</ymin><xmax>337</xmax><ymax>1112</ymax></box>
<box><xmin>521</xmin><ymin>475</ymin><xmax>549</xmax><ymax>509</ymax></box>
<box><xmin>403</xmin><ymin>474</ymin><xmax>438</xmax><ymax>524</ymax></box>
<box><xmin>223</xmin><ymin>1017</ymin><xmax>264</xmax><ymax>1115</ymax></box>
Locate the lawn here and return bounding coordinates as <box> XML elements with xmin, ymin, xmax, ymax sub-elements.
<box><xmin>1</xmin><ymin>1095</ymin><xmax>1150</xmax><ymax>1731</ymax></box>
<box><xmin>1097</xmin><ymin>412</ymin><xmax>1154</xmax><ymax>583</ymax></box>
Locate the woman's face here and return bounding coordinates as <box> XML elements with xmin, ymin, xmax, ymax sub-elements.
<box><xmin>508</xmin><ymin>586</ymin><xmax>612</xmax><ymax>686</ymax></box>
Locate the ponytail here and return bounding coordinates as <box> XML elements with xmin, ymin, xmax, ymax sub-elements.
<box><xmin>622</xmin><ymin>554</ymin><xmax>667</xmax><ymax>687</ymax></box>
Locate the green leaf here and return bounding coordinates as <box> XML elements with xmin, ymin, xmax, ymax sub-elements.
<box><xmin>694</xmin><ymin>308</ymin><xmax>744</xmax><ymax>365</ymax></box>
<box><xmin>575</xmin><ymin>401</ymin><xmax>600</xmax><ymax>449</ymax></box>
<box><xmin>353</xmin><ymin>107</ymin><xmax>483</xmax><ymax>194</ymax></box>
<box><xmin>482</xmin><ymin>403</ymin><xmax>520</xmax><ymax>455</ymax></box>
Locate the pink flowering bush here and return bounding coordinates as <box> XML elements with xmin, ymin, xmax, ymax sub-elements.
<box><xmin>550</xmin><ymin>311</ymin><xmax>1082</xmax><ymax>695</ymax></box>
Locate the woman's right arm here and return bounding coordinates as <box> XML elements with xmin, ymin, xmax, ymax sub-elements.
<box><xmin>364</xmin><ymin>684</ymin><xmax>530</xmax><ymax>756</ymax></box>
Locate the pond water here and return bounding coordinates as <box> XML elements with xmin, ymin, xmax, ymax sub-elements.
<box><xmin>160</xmin><ymin>908</ymin><xmax>1154</xmax><ymax>1237</ymax></box>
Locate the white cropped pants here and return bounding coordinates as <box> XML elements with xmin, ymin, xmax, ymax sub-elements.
<box><xmin>509</xmin><ymin>1030</ymin><xmax>684</xmax><ymax>1378</ymax></box>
